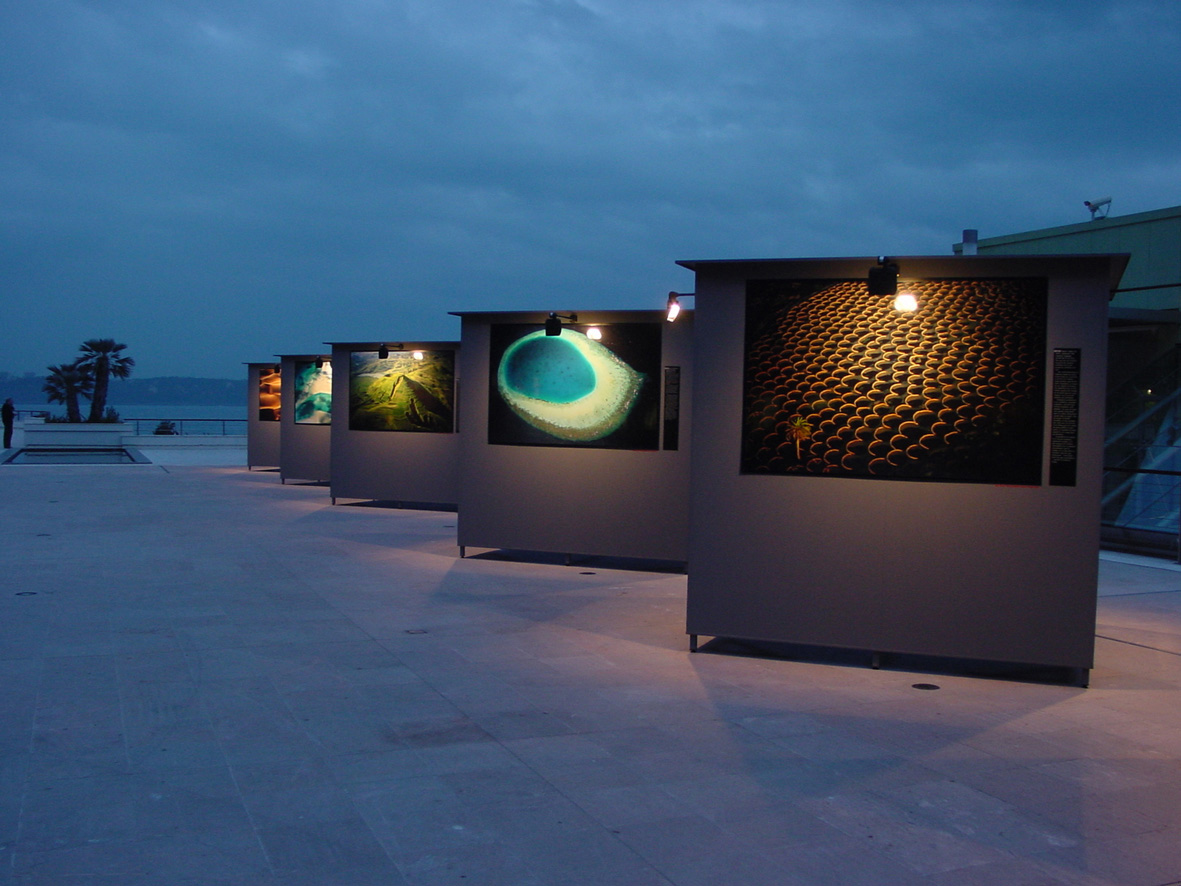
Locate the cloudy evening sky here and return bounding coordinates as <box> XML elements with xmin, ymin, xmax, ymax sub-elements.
<box><xmin>3</xmin><ymin>0</ymin><xmax>1179</xmax><ymax>379</ymax></box>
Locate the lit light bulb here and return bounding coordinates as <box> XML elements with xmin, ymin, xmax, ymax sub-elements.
<box><xmin>586</xmin><ymin>327</ymin><xmax>602</xmax><ymax>340</ymax></box>
<box><xmin>412</xmin><ymin>351</ymin><xmax>424</xmax><ymax>360</ymax></box>
<box><xmin>893</xmin><ymin>292</ymin><xmax>918</xmax><ymax>313</ymax></box>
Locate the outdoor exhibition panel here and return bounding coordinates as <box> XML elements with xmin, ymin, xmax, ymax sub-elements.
<box><xmin>278</xmin><ymin>353</ymin><xmax>332</xmax><ymax>484</ymax></box>
<box><xmin>327</xmin><ymin>341</ymin><xmax>461</xmax><ymax>507</ymax></box>
<box><xmin>454</xmin><ymin>309</ymin><xmax>693</xmax><ymax>563</ymax></box>
<box><xmin>246</xmin><ymin>362</ymin><xmax>282</xmax><ymax>470</ymax></box>
<box><xmin>681</xmin><ymin>254</ymin><xmax>1128</xmax><ymax>678</ymax></box>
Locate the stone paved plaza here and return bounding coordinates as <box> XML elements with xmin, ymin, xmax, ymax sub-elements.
<box><xmin>1</xmin><ymin>463</ymin><xmax>1179</xmax><ymax>885</ymax></box>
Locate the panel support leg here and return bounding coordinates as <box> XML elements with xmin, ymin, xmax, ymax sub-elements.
<box><xmin>871</xmin><ymin>652</ymin><xmax>882</xmax><ymax>670</ymax></box>
<box><xmin>689</xmin><ymin>634</ymin><xmax>698</xmax><ymax>652</ymax></box>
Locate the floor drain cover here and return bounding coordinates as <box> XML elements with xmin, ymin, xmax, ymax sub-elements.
<box><xmin>15</xmin><ymin>592</ymin><xmax>36</xmax><ymax>597</ymax></box>
<box><xmin>405</xmin><ymin>629</ymin><xmax>428</xmax><ymax>635</ymax></box>
<box><xmin>912</xmin><ymin>683</ymin><xmax>941</xmax><ymax>690</ymax></box>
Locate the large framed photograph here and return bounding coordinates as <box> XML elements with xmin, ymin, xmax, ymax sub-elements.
<box><xmin>488</xmin><ymin>322</ymin><xmax>661</xmax><ymax>449</ymax></box>
<box><xmin>742</xmin><ymin>277</ymin><xmax>1047</xmax><ymax>484</ymax></box>
<box><xmin>348</xmin><ymin>350</ymin><xmax>456</xmax><ymax>432</ymax></box>
<box><xmin>258</xmin><ymin>364</ymin><xmax>281</xmax><ymax>422</ymax></box>
<box><xmin>293</xmin><ymin>360</ymin><xmax>332</xmax><ymax>425</ymax></box>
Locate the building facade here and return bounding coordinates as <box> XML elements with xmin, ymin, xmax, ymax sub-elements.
<box><xmin>957</xmin><ymin>205</ymin><xmax>1181</xmax><ymax>555</ymax></box>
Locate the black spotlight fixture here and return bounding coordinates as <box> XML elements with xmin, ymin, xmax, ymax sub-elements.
<box><xmin>545</xmin><ymin>312</ymin><xmax>578</xmax><ymax>336</ymax></box>
<box><xmin>316</xmin><ymin>357</ymin><xmax>326</xmax><ymax>369</ymax></box>
<box><xmin>378</xmin><ymin>344</ymin><xmax>389</xmax><ymax>360</ymax></box>
<box><xmin>868</xmin><ymin>256</ymin><xmax>899</xmax><ymax>296</ymax></box>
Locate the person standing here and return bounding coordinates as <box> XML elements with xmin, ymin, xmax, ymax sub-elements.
<box><xmin>1</xmin><ymin>398</ymin><xmax>14</xmax><ymax>449</ymax></box>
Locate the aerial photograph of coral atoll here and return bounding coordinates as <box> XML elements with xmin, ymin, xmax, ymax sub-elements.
<box><xmin>742</xmin><ymin>277</ymin><xmax>1047</xmax><ymax>484</ymax></box>
<box><xmin>348</xmin><ymin>350</ymin><xmax>455</xmax><ymax>432</ymax></box>
<box><xmin>488</xmin><ymin>323</ymin><xmax>661</xmax><ymax>449</ymax></box>
<box><xmin>293</xmin><ymin>360</ymin><xmax>332</xmax><ymax>424</ymax></box>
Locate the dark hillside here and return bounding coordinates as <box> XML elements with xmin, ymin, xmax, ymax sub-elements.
<box><xmin>0</xmin><ymin>374</ymin><xmax>245</xmax><ymax>406</ymax></box>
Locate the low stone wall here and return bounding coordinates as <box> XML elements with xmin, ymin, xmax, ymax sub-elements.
<box><xmin>125</xmin><ymin>434</ymin><xmax>246</xmax><ymax>449</ymax></box>
<box><xmin>21</xmin><ymin>422</ymin><xmax>133</xmax><ymax>448</ymax></box>
<box><xmin>128</xmin><ymin>435</ymin><xmax>247</xmax><ymax>466</ymax></box>
<box><xmin>7</xmin><ymin>422</ymin><xmax>246</xmax><ymax>466</ymax></box>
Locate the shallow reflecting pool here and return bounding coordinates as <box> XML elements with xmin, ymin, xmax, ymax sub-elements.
<box><xmin>3</xmin><ymin>447</ymin><xmax>152</xmax><ymax>465</ymax></box>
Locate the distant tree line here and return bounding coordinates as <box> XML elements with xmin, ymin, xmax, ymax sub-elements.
<box><xmin>1</xmin><ymin>374</ymin><xmax>246</xmax><ymax>407</ymax></box>
<box><xmin>0</xmin><ymin>341</ymin><xmax>247</xmax><ymax>416</ymax></box>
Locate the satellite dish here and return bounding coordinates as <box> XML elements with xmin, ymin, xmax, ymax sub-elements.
<box><xmin>1084</xmin><ymin>197</ymin><xmax>1111</xmax><ymax>220</ymax></box>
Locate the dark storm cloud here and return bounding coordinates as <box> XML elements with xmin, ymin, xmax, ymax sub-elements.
<box><xmin>2</xmin><ymin>0</ymin><xmax>1178</xmax><ymax>378</ymax></box>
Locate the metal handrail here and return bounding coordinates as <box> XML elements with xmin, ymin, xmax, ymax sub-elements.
<box><xmin>125</xmin><ymin>418</ymin><xmax>247</xmax><ymax>436</ymax></box>
<box><xmin>16</xmin><ymin>414</ymin><xmax>246</xmax><ymax>435</ymax></box>
<box><xmin>1103</xmin><ymin>462</ymin><xmax>1181</xmax><ymax>560</ymax></box>
<box><xmin>1105</xmin><ymin>386</ymin><xmax>1181</xmax><ymax>455</ymax></box>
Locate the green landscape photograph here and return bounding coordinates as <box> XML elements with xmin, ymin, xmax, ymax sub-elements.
<box><xmin>349</xmin><ymin>350</ymin><xmax>455</xmax><ymax>432</ymax></box>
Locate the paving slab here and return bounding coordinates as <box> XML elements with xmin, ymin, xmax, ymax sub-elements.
<box><xmin>0</xmin><ymin>464</ymin><xmax>1179</xmax><ymax>885</ymax></box>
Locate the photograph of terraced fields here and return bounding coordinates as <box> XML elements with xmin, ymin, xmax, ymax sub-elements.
<box><xmin>348</xmin><ymin>350</ymin><xmax>455</xmax><ymax>432</ymax></box>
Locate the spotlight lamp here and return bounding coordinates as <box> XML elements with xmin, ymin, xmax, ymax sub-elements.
<box><xmin>378</xmin><ymin>344</ymin><xmax>389</xmax><ymax>360</ymax></box>
<box><xmin>586</xmin><ymin>327</ymin><xmax>602</xmax><ymax>340</ymax></box>
<box><xmin>893</xmin><ymin>292</ymin><xmax>918</xmax><ymax>313</ymax></box>
<box><xmin>1085</xmin><ymin>196</ymin><xmax>1111</xmax><ymax>220</ymax></box>
<box><xmin>316</xmin><ymin>357</ymin><xmax>326</xmax><ymax>369</ymax></box>
<box><xmin>666</xmin><ymin>292</ymin><xmax>682</xmax><ymax>322</ymax></box>
<box><xmin>545</xmin><ymin>312</ymin><xmax>578</xmax><ymax>336</ymax></box>
<box><xmin>412</xmin><ymin>350</ymin><xmax>424</xmax><ymax>360</ymax></box>
<box><xmin>867</xmin><ymin>257</ymin><xmax>899</xmax><ymax>296</ymax></box>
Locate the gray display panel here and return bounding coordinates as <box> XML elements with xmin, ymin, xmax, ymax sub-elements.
<box><xmin>682</xmin><ymin>254</ymin><xmax>1125</xmax><ymax>674</ymax></box>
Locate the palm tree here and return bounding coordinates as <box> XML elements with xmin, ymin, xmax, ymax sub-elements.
<box><xmin>77</xmin><ymin>339</ymin><xmax>134</xmax><ymax>421</ymax></box>
<box><xmin>44</xmin><ymin>362</ymin><xmax>94</xmax><ymax>423</ymax></box>
<box><xmin>788</xmin><ymin>415</ymin><xmax>814</xmax><ymax>461</ymax></box>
